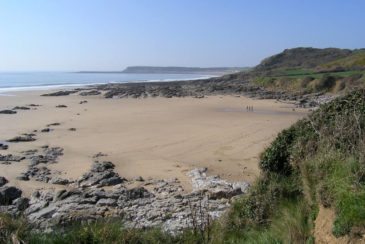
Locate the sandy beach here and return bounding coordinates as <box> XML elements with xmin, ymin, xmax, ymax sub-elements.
<box><xmin>0</xmin><ymin>90</ymin><xmax>308</xmax><ymax>196</ymax></box>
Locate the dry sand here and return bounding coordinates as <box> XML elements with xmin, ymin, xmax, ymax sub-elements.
<box><xmin>0</xmin><ymin>90</ymin><xmax>308</xmax><ymax>195</ymax></box>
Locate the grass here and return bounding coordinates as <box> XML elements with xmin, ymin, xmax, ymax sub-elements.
<box><xmin>252</xmin><ymin>68</ymin><xmax>365</xmax><ymax>93</ymax></box>
<box><xmin>307</xmin><ymin>154</ymin><xmax>365</xmax><ymax>236</ymax></box>
<box><xmin>0</xmin><ymin>216</ymin><xmax>209</xmax><ymax>244</ymax></box>
<box><xmin>320</xmin><ymin>50</ymin><xmax>365</xmax><ymax>70</ymax></box>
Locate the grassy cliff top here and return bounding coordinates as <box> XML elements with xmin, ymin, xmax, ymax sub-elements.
<box><xmin>227</xmin><ymin>47</ymin><xmax>365</xmax><ymax>94</ymax></box>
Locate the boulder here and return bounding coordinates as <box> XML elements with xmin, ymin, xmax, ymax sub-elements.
<box><xmin>0</xmin><ymin>143</ymin><xmax>9</xmax><ymax>150</ymax></box>
<box><xmin>0</xmin><ymin>186</ymin><xmax>22</xmax><ymax>205</ymax></box>
<box><xmin>41</xmin><ymin>128</ymin><xmax>51</xmax><ymax>133</ymax></box>
<box><xmin>13</xmin><ymin>197</ymin><xmax>30</xmax><ymax>211</ymax></box>
<box><xmin>0</xmin><ymin>176</ymin><xmax>8</xmax><ymax>187</ymax></box>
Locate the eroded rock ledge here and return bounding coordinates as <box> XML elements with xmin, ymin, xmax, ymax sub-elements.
<box><xmin>0</xmin><ymin>162</ymin><xmax>249</xmax><ymax>233</ymax></box>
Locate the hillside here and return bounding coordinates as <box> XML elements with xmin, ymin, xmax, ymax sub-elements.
<box><xmin>229</xmin><ymin>47</ymin><xmax>365</xmax><ymax>94</ymax></box>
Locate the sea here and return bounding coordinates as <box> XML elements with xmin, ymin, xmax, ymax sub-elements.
<box><xmin>0</xmin><ymin>72</ymin><xmax>215</xmax><ymax>93</ymax></box>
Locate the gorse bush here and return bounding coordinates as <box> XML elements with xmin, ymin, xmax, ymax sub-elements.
<box><xmin>259</xmin><ymin>127</ymin><xmax>296</xmax><ymax>176</ymax></box>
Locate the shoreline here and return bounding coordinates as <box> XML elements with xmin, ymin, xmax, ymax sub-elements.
<box><xmin>0</xmin><ymin>73</ymin><xmax>218</xmax><ymax>94</ymax></box>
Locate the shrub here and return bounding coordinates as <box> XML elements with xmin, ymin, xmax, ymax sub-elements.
<box><xmin>313</xmin><ymin>75</ymin><xmax>336</xmax><ymax>91</ymax></box>
<box><xmin>300</xmin><ymin>76</ymin><xmax>315</xmax><ymax>88</ymax></box>
<box><xmin>259</xmin><ymin>127</ymin><xmax>297</xmax><ymax>175</ymax></box>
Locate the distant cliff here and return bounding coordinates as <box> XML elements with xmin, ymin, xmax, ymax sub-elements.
<box><xmin>121</xmin><ymin>66</ymin><xmax>249</xmax><ymax>74</ymax></box>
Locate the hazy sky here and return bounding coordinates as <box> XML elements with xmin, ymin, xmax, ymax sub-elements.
<box><xmin>0</xmin><ymin>0</ymin><xmax>364</xmax><ymax>71</ymax></box>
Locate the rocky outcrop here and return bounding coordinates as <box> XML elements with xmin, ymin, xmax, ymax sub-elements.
<box><xmin>76</xmin><ymin>161</ymin><xmax>125</xmax><ymax>187</ymax></box>
<box><xmin>18</xmin><ymin>146</ymin><xmax>66</xmax><ymax>184</ymax></box>
<box><xmin>1</xmin><ymin>164</ymin><xmax>249</xmax><ymax>233</ymax></box>
<box><xmin>188</xmin><ymin>168</ymin><xmax>249</xmax><ymax>199</ymax></box>
<box><xmin>7</xmin><ymin>134</ymin><xmax>36</xmax><ymax>142</ymax></box>
<box><xmin>41</xmin><ymin>90</ymin><xmax>78</xmax><ymax>96</ymax></box>
<box><xmin>0</xmin><ymin>154</ymin><xmax>25</xmax><ymax>164</ymax></box>
<box><xmin>0</xmin><ymin>110</ymin><xmax>17</xmax><ymax>114</ymax></box>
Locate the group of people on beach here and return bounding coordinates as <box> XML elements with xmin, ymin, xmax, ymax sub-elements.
<box><xmin>246</xmin><ymin>105</ymin><xmax>254</xmax><ymax>112</ymax></box>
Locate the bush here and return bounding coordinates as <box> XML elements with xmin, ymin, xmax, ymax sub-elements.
<box><xmin>259</xmin><ymin>127</ymin><xmax>297</xmax><ymax>175</ymax></box>
<box><xmin>300</xmin><ymin>76</ymin><xmax>315</xmax><ymax>88</ymax></box>
<box><xmin>313</xmin><ymin>75</ymin><xmax>336</xmax><ymax>91</ymax></box>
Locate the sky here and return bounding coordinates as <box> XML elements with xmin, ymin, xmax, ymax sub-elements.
<box><xmin>0</xmin><ymin>0</ymin><xmax>364</xmax><ymax>71</ymax></box>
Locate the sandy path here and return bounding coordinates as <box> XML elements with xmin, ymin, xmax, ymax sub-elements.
<box><xmin>0</xmin><ymin>90</ymin><xmax>308</xmax><ymax>195</ymax></box>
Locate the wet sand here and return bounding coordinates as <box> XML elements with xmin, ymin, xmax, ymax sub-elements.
<box><xmin>0</xmin><ymin>90</ymin><xmax>308</xmax><ymax>195</ymax></box>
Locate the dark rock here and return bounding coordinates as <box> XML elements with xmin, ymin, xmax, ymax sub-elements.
<box><xmin>28</xmin><ymin>104</ymin><xmax>41</xmax><ymax>107</ymax></box>
<box><xmin>25</xmin><ymin>166</ymin><xmax>52</xmax><ymax>183</ymax></box>
<box><xmin>49</xmin><ymin>177</ymin><xmax>69</xmax><ymax>185</ymax></box>
<box><xmin>0</xmin><ymin>186</ymin><xmax>22</xmax><ymax>205</ymax></box>
<box><xmin>41</xmin><ymin>90</ymin><xmax>78</xmax><ymax>96</ymax></box>
<box><xmin>21</xmin><ymin>149</ymin><xmax>38</xmax><ymax>156</ymax></box>
<box><xmin>91</xmin><ymin>161</ymin><xmax>115</xmax><ymax>172</ymax></box>
<box><xmin>0</xmin><ymin>110</ymin><xmax>16</xmax><ymax>114</ymax></box>
<box><xmin>68</xmin><ymin>128</ymin><xmax>76</xmax><ymax>131</ymax></box>
<box><xmin>46</xmin><ymin>123</ymin><xmax>61</xmax><ymax>127</ymax></box>
<box><xmin>23</xmin><ymin>133</ymin><xmax>36</xmax><ymax>137</ymax></box>
<box><xmin>99</xmin><ymin>177</ymin><xmax>123</xmax><ymax>186</ymax></box>
<box><xmin>54</xmin><ymin>189</ymin><xmax>68</xmax><ymax>201</ymax></box>
<box><xmin>13</xmin><ymin>197</ymin><xmax>29</xmax><ymax>211</ymax></box>
<box><xmin>0</xmin><ymin>154</ymin><xmax>25</xmax><ymax>162</ymax></box>
<box><xmin>125</xmin><ymin>187</ymin><xmax>154</xmax><ymax>200</ymax></box>
<box><xmin>134</xmin><ymin>176</ymin><xmax>145</xmax><ymax>182</ymax></box>
<box><xmin>0</xmin><ymin>177</ymin><xmax>8</xmax><ymax>187</ymax></box>
<box><xmin>55</xmin><ymin>105</ymin><xmax>67</xmax><ymax>108</ymax></box>
<box><xmin>7</xmin><ymin>135</ymin><xmax>36</xmax><ymax>142</ymax></box>
<box><xmin>30</xmin><ymin>147</ymin><xmax>63</xmax><ymax>166</ymax></box>
<box><xmin>41</xmin><ymin>128</ymin><xmax>51</xmax><ymax>133</ymax></box>
<box><xmin>16</xmin><ymin>174</ymin><xmax>30</xmax><ymax>181</ymax></box>
<box><xmin>79</xmin><ymin>90</ymin><xmax>101</xmax><ymax>96</ymax></box>
<box><xmin>78</xmin><ymin>161</ymin><xmax>125</xmax><ymax>187</ymax></box>
<box><xmin>93</xmin><ymin>152</ymin><xmax>107</xmax><ymax>158</ymax></box>
<box><xmin>79</xmin><ymin>100</ymin><xmax>88</xmax><ymax>104</ymax></box>
<box><xmin>13</xmin><ymin>106</ymin><xmax>30</xmax><ymax>110</ymax></box>
<box><xmin>0</xmin><ymin>143</ymin><xmax>8</xmax><ymax>150</ymax></box>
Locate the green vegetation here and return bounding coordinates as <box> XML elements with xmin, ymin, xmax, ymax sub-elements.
<box><xmin>0</xmin><ymin>216</ymin><xmax>215</xmax><ymax>244</ymax></box>
<box><xmin>228</xmin><ymin>47</ymin><xmax>365</xmax><ymax>94</ymax></box>
<box><xmin>2</xmin><ymin>89</ymin><xmax>365</xmax><ymax>243</ymax></box>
